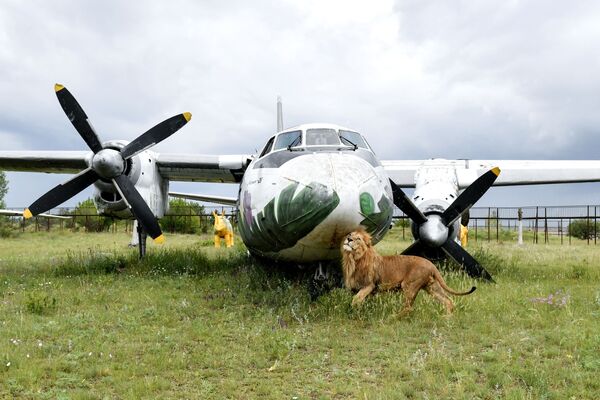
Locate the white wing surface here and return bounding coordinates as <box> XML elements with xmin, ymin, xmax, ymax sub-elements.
<box><xmin>0</xmin><ymin>209</ymin><xmax>69</xmax><ymax>219</ymax></box>
<box><xmin>169</xmin><ymin>192</ymin><xmax>238</xmax><ymax>206</ymax></box>
<box><xmin>0</xmin><ymin>151</ymin><xmax>252</xmax><ymax>183</ymax></box>
<box><xmin>382</xmin><ymin>159</ymin><xmax>600</xmax><ymax>188</ymax></box>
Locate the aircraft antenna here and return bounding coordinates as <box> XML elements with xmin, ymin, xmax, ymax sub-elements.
<box><xmin>277</xmin><ymin>96</ymin><xmax>284</xmax><ymax>132</ymax></box>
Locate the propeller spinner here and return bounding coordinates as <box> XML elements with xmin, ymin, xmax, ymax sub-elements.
<box><xmin>24</xmin><ymin>84</ymin><xmax>192</xmax><ymax>244</ymax></box>
<box><xmin>390</xmin><ymin>167</ymin><xmax>500</xmax><ymax>281</ymax></box>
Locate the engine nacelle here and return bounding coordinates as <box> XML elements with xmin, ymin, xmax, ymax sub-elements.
<box><xmin>410</xmin><ymin>166</ymin><xmax>461</xmax><ymax>242</ymax></box>
<box><xmin>88</xmin><ymin>140</ymin><xmax>169</xmax><ymax>219</ymax></box>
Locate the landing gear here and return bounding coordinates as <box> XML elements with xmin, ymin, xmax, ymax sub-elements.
<box><xmin>308</xmin><ymin>261</ymin><xmax>342</xmax><ymax>301</ymax></box>
<box><xmin>137</xmin><ymin>221</ymin><xmax>147</xmax><ymax>259</ymax></box>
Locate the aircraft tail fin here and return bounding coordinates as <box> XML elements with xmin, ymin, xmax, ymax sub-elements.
<box><xmin>277</xmin><ymin>96</ymin><xmax>284</xmax><ymax>132</ymax></box>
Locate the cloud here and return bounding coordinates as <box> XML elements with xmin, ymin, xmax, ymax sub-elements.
<box><xmin>1</xmin><ymin>0</ymin><xmax>600</xmax><ymax>207</ymax></box>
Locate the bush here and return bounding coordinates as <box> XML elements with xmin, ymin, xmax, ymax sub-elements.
<box><xmin>69</xmin><ymin>199</ymin><xmax>113</xmax><ymax>232</ymax></box>
<box><xmin>568</xmin><ymin>219</ymin><xmax>599</xmax><ymax>240</ymax></box>
<box><xmin>393</xmin><ymin>218</ymin><xmax>410</xmax><ymax>228</ymax></box>
<box><xmin>161</xmin><ymin>198</ymin><xmax>208</xmax><ymax>234</ymax></box>
<box><xmin>25</xmin><ymin>291</ymin><xmax>58</xmax><ymax>315</ymax></box>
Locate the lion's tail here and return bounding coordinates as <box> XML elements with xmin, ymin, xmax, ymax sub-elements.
<box><xmin>433</xmin><ymin>270</ymin><xmax>476</xmax><ymax>296</ymax></box>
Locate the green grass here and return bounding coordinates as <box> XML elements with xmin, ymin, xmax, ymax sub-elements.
<box><xmin>1</xmin><ymin>229</ymin><xmax>599</xmax><ymax>399</ymax></box>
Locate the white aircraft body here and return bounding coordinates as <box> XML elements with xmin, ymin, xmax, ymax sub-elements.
<box><xmin>2</xmin><ymin>85</ymin><xmax>600</xmax><ymax>279</ymax></box>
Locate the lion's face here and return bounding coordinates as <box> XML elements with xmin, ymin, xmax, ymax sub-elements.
<box><xmin>341</xmin><ymin>230</ymin><xmax>372</xmax><ymax>259</ymax></box>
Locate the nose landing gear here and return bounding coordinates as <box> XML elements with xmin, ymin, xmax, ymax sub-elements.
<box><xmin>308</xmin><ymin>261</ymin><xmax>342</xmax><ymax>301</ymax></box>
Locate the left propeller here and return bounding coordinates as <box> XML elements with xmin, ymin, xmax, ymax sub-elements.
<box><xmin>390</xmin><ymin>167</ymin><xmax>500</xmax><ymax>281</ymax></box>
<box><xmin>24</xmin><ymin>84</ymin><xmax>192</xmax><ymax>244</ymax></box>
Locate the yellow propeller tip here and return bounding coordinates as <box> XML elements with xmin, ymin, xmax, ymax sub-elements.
<box><xmin>183</xmin><ymin>112</ymin><xmax>192</xmax><ymax>122</ymax></box>
<box><xmin>491</xmin><ymin>167</ymin><xmax>501</xmax><ymax>176</ymax></box>
<box><xmin>23</xmin><ymin>208</ymin><xmax>33</xmax><ymax>219</ymax></box>
<box><xmin>154</xmin><ymin>234</ymin><xmax>166</xmax><ymax>244</ymax></box>
<box><xmin>54</xmin><ymin>83</ymin><xmax>65</xmax><ymax>92</ymax></box>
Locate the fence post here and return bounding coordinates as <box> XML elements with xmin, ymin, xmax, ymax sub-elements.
<box><xmin>474</xmin><ymin>218</ymin><xmax>478</xmax><ymax>242</ymax></box>
<box><xmin>496</xmin><ymin>207</ymin><xmax>499</xmax><ymax>242</ymax></box>
<box><xmin>517</xmin><ymin>208</ymin><xmax>523</xmax><ymax>245</ymax></box>
<box><xmin>544</xmin><ymin>207</ymin><xmax>548</xmax><ymax>244</ymax></box>
<box><xmin>534</xmin><ymin>207</ymin><xmax>539</xmax><ymax>244</ymax></box>
<box><xmin>560</xmin><ymin>219</ymin><xmax>563</xmax><ymax>245</ymax></box>
<box><xmin>569</xmin><ymin>217</ymin><xmax>571</xmax><ymax>245</ymax></box>
<box><xmin>487</xmin><ymin>208</ymin><xmax>491</xmax><ymax>242</ymax></box>
<box><xmin>587</xmin><ymin>206</ymin><xmax>590</xmax><ymax>245</ymax></box>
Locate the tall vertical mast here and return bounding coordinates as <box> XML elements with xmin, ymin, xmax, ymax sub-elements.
<box><xmin>277</xmin><ymin>96</ymin><xmax>284</xmax><ymax>132</ymax></box>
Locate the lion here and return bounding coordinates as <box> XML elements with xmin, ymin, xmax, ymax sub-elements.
<box><xmin>341</xmin><ymin>229</ymin><xmax>475</xmax><ymax>315</ymax></box>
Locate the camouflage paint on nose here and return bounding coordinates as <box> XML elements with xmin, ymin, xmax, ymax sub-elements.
<box><xmin>360</xmin><ymin>192</ymin><xmax>375</xmax><ymax>215</ymax></box>
<box><xmin>238</xmin><ymin>180</ymin><xmax>340</xmax><ymax>253</ymax></box>
<box><xmin>357</xmin><ymin>190</ymin><xmax>393</xmax><ymax>242</ymax></box>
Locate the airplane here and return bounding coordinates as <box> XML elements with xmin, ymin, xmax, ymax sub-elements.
<box><xmin>0</xmin><ymin>209</ymin><xmax>69</xmax><ymax>219</ymax></box>
<box><xmin>2</xmin><ymin>84</ymin><xmax>600</xmax><ymax>282</ymax></box>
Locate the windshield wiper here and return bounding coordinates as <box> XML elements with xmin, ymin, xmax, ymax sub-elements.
<box><xmin>340</xmin><ymin>137</ymin><xmax>358</xmax><ymax>150</ymax></box>
<box><xmin>287</xmin><ymin>136</ymin><xmax>302</xmax><ymax>151</ymax></box>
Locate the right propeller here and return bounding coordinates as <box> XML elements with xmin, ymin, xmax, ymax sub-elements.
<box><xmin>24</xmin><ymin>84</ymin><xmax>192</xmax><ymax>246</ymax></box>
<box><xmin>390</xmin><ymin>167</ymin><xmax>500</xmax><ymax>281</ymax></box>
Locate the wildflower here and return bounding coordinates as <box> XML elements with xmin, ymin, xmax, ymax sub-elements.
<box><xmin>530</xmin><ymin>290</ymin><xmax>570</xmax><ymax>307</ymax></box>
<box><xmin>6</xmin><ymin>362</ymin><xmax>10</xmax><ymax>367</ymax></box>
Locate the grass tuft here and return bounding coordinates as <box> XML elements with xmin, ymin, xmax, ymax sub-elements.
<box><xmin>25</xmin><ymin>291</ymin><xmax>58</xmax><ymax>315</ymax></box>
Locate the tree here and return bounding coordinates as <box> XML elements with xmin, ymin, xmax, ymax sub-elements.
<box><xmin>568</xmin><ymin>219</ymin><xmax>598</xmax><ymax>240</ymax></box>
<box><xmin>0</xmin><ymin>171</ymin><xmax>8</xmax><ymax>209</ymax></box>
<box><xmin>0</xmin><ymin>171</ymin><xmax>10</xmax><ymax>236</ymax></box>
<box><xmin>162</xmin><ymin>198</ymin><xmax>207</xmax><ymax>234</ymax></box>
<box><xmin>70</xmin><ymin>198</ymin><xmax>113</xmax><ymax>232</ymax></box>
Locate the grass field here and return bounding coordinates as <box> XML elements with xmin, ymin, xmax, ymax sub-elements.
<box><xmin>1</xmin><ymin>229</ymin><xmax>599</xmax><ymax>399</ymax></box>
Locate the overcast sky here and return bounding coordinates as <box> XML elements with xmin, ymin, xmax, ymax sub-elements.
<box><xmin>2</xmin><ymin>0</ymin><xmax>600</xmax><ymax>208</ymax></box>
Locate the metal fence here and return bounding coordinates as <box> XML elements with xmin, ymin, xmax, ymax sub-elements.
<box><xmin>2</xmin><ymin>205</ymin><xmax>600</xmax><ymax>244</ymax></box>
<box><xmin>0</xmin><ymin>206</ymin><xmax>238</xmax><ymax>234</ymax></box>
<box><xmin>393</xmin><ymin>205</ymin><xmax>600</xmax><ymax>245</ymax></box>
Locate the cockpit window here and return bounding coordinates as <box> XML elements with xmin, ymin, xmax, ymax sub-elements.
<box><xmin>339</xmin><ymin>130</ymin><xmax>368</xmax><ymax>149</ymax></box>
<box><xmin>259</xmin><ymin>136</ymin><xmax>275</xmax><ymax>158</ymax></box>
<box><xmin>273</xmin><ymin>130</ymin><xmax>302</xmax><ymax>150</ymax></box>
<box><xmin>306</xmin><ymin>128</ymin><xmax>341</xmax><ymax>145</ymax></box>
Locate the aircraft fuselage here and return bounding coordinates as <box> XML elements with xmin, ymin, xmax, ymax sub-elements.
<box><xmin>237</xmin><ymin>124</ymin><xmax>394</xmax><ymax>263</ymax></box>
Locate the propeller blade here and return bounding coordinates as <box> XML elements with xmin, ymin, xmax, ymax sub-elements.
<box><xmin>54</xmin><ymin>84</ymin><xmax>104</xmax><ymax>153</ymax></box>
<box><xmin>120</xmin><ymin>113</ymin><xmax>192</xmax><ymax>159</ymax></box>
<box><xmin>112</xmin><ymin>175</ymin><xmax>164</xmax><ymax>243</ymax></box>
<box><xmin>24</xmin><ymin>168</ymin><xmax>99</xmax><ymax>218</ymax></box>
<box><xmin>401</xmin><ymin>239</ymin><xmax>425</xmax><ymax>256</ymax></box>
<box><xmin>441</xmin><ymin>239</ymin><xmax>494</xmax><ymax>281</ymax></box>
<box><xmin>441</xmin><ymin>167</ymin><xmax>500</xmax><ymax>226</ymax></box>
<box><xmin>389</xmin><ymin>179</ymin><xmax>427</xmax><ymax>225</ymax></box>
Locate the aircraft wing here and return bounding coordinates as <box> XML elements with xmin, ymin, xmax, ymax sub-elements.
<box><xmin>0</xmin><ymin>151</ymin><xmax>252</xmax><ymax>183</ymax></box>
<box><xmin>169</xmin><ymin>192</ymin><xmax>238</xmax><ymax>206</ymax></box>
<box><xmin>0</xmin><ymin>209</ymin><xmax>69</xmax><ymax>219</ymax></box>
<box><xmin>155</xmin><ymin>154</ymin><xmax>251</xmax><ymax>183</ymax></box>
<box><xmin>382</xmin><ymin>159</ymin><xmax>600</xmax><ymax>188</ymax></box>
<box><xmin>0</xmin><ymin>151</ymin><xmax>89</xmax><ymax>173</ymax></box>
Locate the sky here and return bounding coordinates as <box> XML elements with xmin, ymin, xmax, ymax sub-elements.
<box><xmin>2</xmin><ymin>0</ymin><xmax>600</xmax><ymax>208</ymax></box>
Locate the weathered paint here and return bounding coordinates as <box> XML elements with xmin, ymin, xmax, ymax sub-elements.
<box><xmin>239</xmin><ymin>147</ymin><xmax>393</xmax><ymax>262</ymax></box>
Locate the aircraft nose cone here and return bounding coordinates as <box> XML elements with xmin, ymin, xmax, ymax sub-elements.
<box><xmin>419</xmin><ymin>214</ymin><xmax>448</xmax><ymax>247</ymax></box>
<box><xmin>92</xmin><ymin>149</ymin><xmax>125</xmax><ymax>179</ymax></box>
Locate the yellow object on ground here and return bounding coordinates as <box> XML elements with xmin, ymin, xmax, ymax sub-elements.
<box><xmin>460</xmin><ymin>225</ymin><xmax>468</xmax><ymax>247</ymax></box>
<box><xmin>213</xmin><ymin>211</ymin><xmax>234</xmax><ymax>248</ymax></box>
